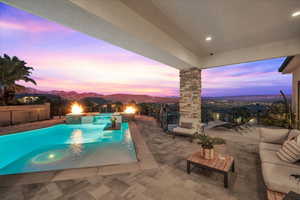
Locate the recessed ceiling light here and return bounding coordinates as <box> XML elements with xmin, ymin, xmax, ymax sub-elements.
<box><xmin>292</xmin><ymin>11</ymin><xmax>300</xmax><ymax>17</ymax></box>
<box><xmin>205</xmin><ymin>36</ymin><xmax>212</xmax><ymax>42</ymax></box>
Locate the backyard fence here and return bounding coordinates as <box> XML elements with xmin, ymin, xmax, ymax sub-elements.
<box><xmin>0</xmin><ymin>103</ymin><xmax>50</xmax><ymax>126</ymax></box>
<box><xmin>138</xmin><ymin>103</ymin><xmax>180</xmax><ymax>132</ymax></box>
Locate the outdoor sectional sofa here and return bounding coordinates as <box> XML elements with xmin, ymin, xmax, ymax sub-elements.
<box><xmin>259</xmin><ymin>128</ymin><xmax>300</xmax><ymax>195</ymax></box>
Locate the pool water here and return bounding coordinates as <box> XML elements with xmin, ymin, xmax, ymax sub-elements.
<box><xmin>93</xmin><ymin>113</ymin><xmax>114</xmax><ymax>125</ymax></box>
<box><xmin>0</xmin><ymin>117</ymin><xmax>137</xmax><ymax>175</ymax></box>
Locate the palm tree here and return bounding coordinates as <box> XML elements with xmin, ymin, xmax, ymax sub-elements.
<box><xmin>0</xmin><ymin>54</ymin><xmax>36</xmax><ymax>105</ymax></box>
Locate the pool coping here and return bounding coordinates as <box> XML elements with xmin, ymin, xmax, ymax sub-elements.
<box><xmin>0</xmin><ymin>120</ymin><xmax>158</xmax><ymax>186</ymax></box>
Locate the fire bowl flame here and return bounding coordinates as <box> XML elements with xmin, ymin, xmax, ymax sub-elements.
<box><xmin>124</xmin><ymin>106</ymin><xmax>136</xmax><ymax>114</ymax></box>
<box><xmin>70</xmin><ymin>102</ymin><xmax>83</xmax><ymax>115</ymax></box>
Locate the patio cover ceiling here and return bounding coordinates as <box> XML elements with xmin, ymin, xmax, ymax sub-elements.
<box><xmin>3</xmin><ymin>0</ymin><xmax>300</xmax><ymax>70</ymax></box>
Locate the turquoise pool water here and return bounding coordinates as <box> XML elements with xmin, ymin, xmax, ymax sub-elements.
<box><xmin>0</xmin><ymin>116</ymin><xmax>137</xmax><ymax>175</ymax></box>
<box><xmin>94</xmin><ymin>113</ymin><xmax>114</xmax><ymax>125</ymax></box>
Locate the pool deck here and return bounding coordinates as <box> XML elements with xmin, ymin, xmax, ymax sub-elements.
<box><xmin>0</xmin><ymin>116</ymin><xmax>265</xmax><ymax>200</ymax></box>
<box><xmin>0</xmin><ymin>117</ymin><xmax>65</xmax><ymax>136</ymax></box>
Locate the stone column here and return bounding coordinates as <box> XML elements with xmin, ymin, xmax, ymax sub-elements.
<box><xmin>179</xmin><ymin>67</ymin><xmax>202</xmax><ymax>131</ymax></box>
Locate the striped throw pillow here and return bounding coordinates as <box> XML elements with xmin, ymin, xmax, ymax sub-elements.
<box><xmin>277</xmin><ymin>138</ymin><xmax>300</xmax><ymax>163</ymax></box>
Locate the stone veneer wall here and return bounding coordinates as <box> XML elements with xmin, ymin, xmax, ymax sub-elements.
<box><xmin>0</xmin><ymin>103</ymin><xmax>50</xmax><ymax>126</ymax></box>
<box><xmin>179</xmin><ymin>67</ymin><xmax>202</xmax><ymax>131</ymax></box>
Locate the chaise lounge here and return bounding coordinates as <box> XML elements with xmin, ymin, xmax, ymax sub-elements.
<box><xmin>172</xmin><ymin>118</ymin><xmax>204</xmax><ymax>141</ymax></box>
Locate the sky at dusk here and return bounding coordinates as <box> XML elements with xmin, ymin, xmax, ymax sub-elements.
<box><xmin>0</xmin><ymin>3</ymin><xmax>291</xmax><ymax>97</ymax></box>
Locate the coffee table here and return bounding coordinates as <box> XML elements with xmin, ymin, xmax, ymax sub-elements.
<box><xmin>187</xmin><ymin>151</ymin><xmax>235</xmax><ymax>188</ymax></box>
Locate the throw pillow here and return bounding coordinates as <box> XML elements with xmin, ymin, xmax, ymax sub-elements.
<box><xmin>277</xmin><ymin>137</ymin><xmax>300</xmax><ymax>163</ymax></box>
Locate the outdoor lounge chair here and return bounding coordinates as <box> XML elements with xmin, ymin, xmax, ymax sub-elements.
<box><xmin>172</xmin><ymin>118</ymin><xmax>204</xmax><ymax>142</ymax></box>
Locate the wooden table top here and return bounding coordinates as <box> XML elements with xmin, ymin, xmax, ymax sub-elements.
<box><xmin>187</xmin><ymin>151</ymin><xmax>234</xmax><ymax>172</ymax></box>
<box><xmin>267</xmin><ymin>189</ymin><xmax>285</xmax><ymax>200</ymax></box>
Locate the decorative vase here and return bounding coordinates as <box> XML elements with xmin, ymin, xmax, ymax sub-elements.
<box><xmin>202</xmin><ymin>148</ymin><xmax>214</xmax><ymax>160</ymax></box>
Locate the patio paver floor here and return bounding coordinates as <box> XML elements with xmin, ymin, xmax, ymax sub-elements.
<box><xmin>0</xmin><ymin>116</ymin><xmax>266</xmax><ymax>200</ymax></box>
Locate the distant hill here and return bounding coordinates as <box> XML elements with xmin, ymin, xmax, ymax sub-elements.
<box><xmin>102</xmin><ymin>94</ymin><xmax>178</xmax><ymax>103</ymax></box>
<box><xmin>18</xmin><ymin>88</ymin><xmax>179</xmax><ymax>103</ymax></box>
<box><xmin>81</xmin><ymin>97</ymin><xmax>110</xmax><ymax>104</ymax></box>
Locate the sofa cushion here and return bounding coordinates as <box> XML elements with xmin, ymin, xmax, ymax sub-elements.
<box><xmin>173</xmin><ymin>127</ymin><xmax>196</xmax><ymax>135</ymax></box>
<box><xmin>296</xmin><ymin>132</ymin><xmax>300</xmax><ymax>144</ymax></box>
<box><xmin>259</xmin><ymin>128</ymin><xmax>290</xmax><ymax>144</ymax></box>
<box><xmin>260</xmin><ymin>149</ymin><xmax>300</xmax><ymax>169</ymax></box>
<box><xmin>277</xmin><ymin>139</ymin><xmax>300</xmax><ymax>163</ymax></box>
<box><xmin>259</xmin><ymin>142</ymin><xmax>281</xmax><ymax>152</ymax></box>
<box><xmin>262</xmin><ymin>162</ymin><xmax>300</xmax><ymax>194</ymax></box>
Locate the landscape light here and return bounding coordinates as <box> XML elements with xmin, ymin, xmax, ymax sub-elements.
<box><xmin>206</xmin><ymin>36</ymin><xmax>212</xmax><ymax>41</ymax></box>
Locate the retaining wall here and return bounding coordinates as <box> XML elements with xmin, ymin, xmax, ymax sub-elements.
<box><xmin>0</xmin><ymin>103</ymin><xmax>50</xmax><ymax>126</ymax></box>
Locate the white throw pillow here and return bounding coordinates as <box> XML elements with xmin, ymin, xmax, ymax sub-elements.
<box><xmin>277</xmin><ymin>136</ymin><xmax>300</xmax><ymax>163</ymax></box>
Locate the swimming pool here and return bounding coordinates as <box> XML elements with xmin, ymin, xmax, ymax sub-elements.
<box><xmin>0</xmin><ymin>116</ymin><xmax>137</xmax><ymax>175</ymax></box>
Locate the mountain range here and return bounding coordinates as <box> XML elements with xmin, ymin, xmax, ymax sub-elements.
<box><xmin>19</xmin><ymin>88</ymin><xmax>290</xmax><ymax>103</ymax></box>
<box><xmin>19</xmin><ymin>88</ymin><xmax>179</xmax><ymax>103</ymax></box>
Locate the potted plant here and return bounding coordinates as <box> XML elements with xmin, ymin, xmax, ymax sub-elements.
<box><xmin>195</xmin><ymin>133</ymin><xmax>225</xmax><ymax>160</ymax></box>
<box><xmin>111</xmin><ymin>117</ymin><xmax>117</xmax><ymax>128</ymax></box>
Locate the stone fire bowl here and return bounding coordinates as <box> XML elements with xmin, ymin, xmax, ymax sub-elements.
<box><xmin>66</xmin><ymin>113</ymin><xmax>99</xmax><ymax>124</ymax></box>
